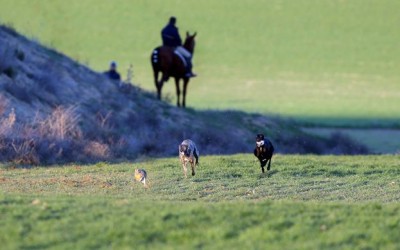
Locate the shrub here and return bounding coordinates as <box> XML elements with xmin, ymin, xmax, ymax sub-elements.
<box><xmin>83</xmin><ymin>141</ymin><xmax>111</xmax><ymax>160</ymax></box>
<box><xmin>0</xmin><ymin>107</ymin><xmax>16</xmax><ymax>138</ymax></box>
<box><xmin>10</xmin><ymin>139</ymin><xmax>39</xmax><ymax>165</ymax></box>
<box><xmin>34</xmin><ymin>138</ymin><xmax>88</xmax><ymax>164</ymax></box>
<box><xmin>0</xmin><ymin>94</ymin><xmax>9</xmax><ymax>117</ymax></box>
<box><xmin>38</xmin><ymin>106</ymin><xmax>82</xmax><ymax>140</ymax></box>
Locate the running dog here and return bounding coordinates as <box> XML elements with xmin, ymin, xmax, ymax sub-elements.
<box><xmin>254</xmin><ymin>134</ymin><xmax>274</xmax><ymax>173</ymax></box>
<box><xmin>178</xmin><ymin>139</ymin><xmax>199</xmax><ymax>178</ymax></box>
<box><xmin>134</xmin><ymin>168</ymin><xmax>148</xmax><ymax>187</ymax></box>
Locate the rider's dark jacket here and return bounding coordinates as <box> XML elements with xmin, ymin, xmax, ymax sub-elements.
<box><xmin>161</xmin><ymin>23</ymin><xmax>182</xmax><ymax>47</ymax></box>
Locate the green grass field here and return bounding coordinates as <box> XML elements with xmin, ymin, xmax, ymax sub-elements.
<box><xmin>1</xmin><ymin>3</ymin><xmax>400</xmax><ymax>247</ymax></box>
<box><xmin>1</xmin><ymin>0</ymin><xmax>399</xmax><ymax>126</ymax></box>
<box><xmin>1</xmin><ymin>155</ymin><xmax>400</xmax><ymax>249</ymax></box>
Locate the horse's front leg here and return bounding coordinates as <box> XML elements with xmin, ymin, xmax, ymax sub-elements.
<box><xmin>175</xmin><ymin>78</ymin><xmax>181</xmax><ymax>107</ymax></box>
<box><xmin>182</xmin><ymin>78</ymin><xmax>189</xmax><ymax>108</ymax></box>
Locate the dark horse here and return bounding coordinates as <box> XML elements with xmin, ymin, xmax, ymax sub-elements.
<box><xmin>151</xmin><ymin>32</ymin><xmax>196</xmax><ymax>107</ymax></box>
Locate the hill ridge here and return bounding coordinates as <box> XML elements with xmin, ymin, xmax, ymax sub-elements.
<box><xmin>0</xmin><ymin>25</ymin><xmax>367</xmax><ymax>165</ymax></box>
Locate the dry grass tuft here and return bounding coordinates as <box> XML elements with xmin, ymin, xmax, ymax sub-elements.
<box><xmin>40</xmin><ymin>106</ymin><xmax>82</xmax><ymax>140</ymax></box>
<box><xmin>84</xmin><ymin>141</ymin><xmax>111</xmax><ymax>159</ymax></box>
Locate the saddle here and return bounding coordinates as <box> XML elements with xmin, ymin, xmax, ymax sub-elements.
<box><xmin>158</xmin><ymin>45</ymin><xmax>189</xmax><ymax>67</ymax></box>
<box><xmin>174</xmin><ymin>49</ymin><xmax>187</xmax><ymax>67</ymax></box>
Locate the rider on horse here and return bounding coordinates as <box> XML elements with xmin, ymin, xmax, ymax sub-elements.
<box><xmin>161</xmin><ymin>16</ymin><xmax>196</xmax><ymax>78</ymax></box>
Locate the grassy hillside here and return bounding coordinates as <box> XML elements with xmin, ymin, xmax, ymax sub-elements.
<box><xmin>1</xmin><ymin>154</ymin><xmax>400</xmax><ymax>249</ymax></box>
<box><xmin>1</xmin><ymin>0</ymin><xmax>399</xmax><ymax>126</ymax></box>
<box><xmin>2</xmin><ymin>25</ymin><xmax>369</xmax><ymax>165</ymax></box>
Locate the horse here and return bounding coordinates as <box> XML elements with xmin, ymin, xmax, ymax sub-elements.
<box><xmin>151</xmin><ymin>32</ymin><xmax>197</xmax><ymax>107</ymax></box>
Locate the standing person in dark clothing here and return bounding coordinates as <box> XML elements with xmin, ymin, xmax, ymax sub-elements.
<box><xmin>104</xmin><ymin>61</ymin><xmax>121</xmax><ymax>81</ymax></box>
<box><xmin>161</xmin><ymin>16</ymin><xmax>196</xmax><ymax>78</ymax></box>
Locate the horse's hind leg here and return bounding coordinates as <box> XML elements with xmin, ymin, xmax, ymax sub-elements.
<box><xmin>157</xmin><ymin>74</ymin><xmax>169</xmax><ymax>100</ymax></box>
<box><xmin>267</xmin><ymin>158</ymin><xmax>271</xmax><ymax>171</ymax></box>
<box><xmin>153</xmin><ymin>70</ymin><xmax>162</xmax><ymax>100</ymax></box>
<box><xmin>182</xmin><ymin>78</ymin><xmax>189</xmax><ymax>108</ymax></box>
<box><xmin>175</xmin><ymin>78</ymin><xmax>181</xmax><ymax>107</ymax></box>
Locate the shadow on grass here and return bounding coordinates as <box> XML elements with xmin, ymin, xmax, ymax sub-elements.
<box><xmin>258</xmin><ymin>169</ymin><xmax>278</xmax><ymax>179</ymax></box>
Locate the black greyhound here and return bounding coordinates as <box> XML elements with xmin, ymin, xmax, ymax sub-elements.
<box><xmin>253</xmin><ymin>134</ymin><xmax>274</xmax><ymax>173</ymax></box>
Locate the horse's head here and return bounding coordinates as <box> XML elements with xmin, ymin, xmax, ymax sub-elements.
<box><xmin>183</xmin><ymin>32</ymin><xmax>197</xmax><ymax>54</ymax></box>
